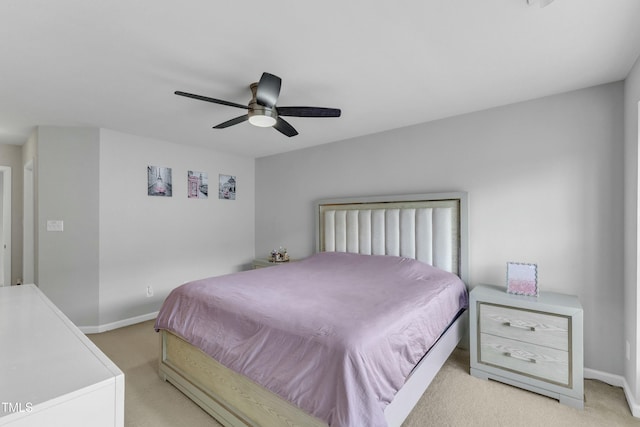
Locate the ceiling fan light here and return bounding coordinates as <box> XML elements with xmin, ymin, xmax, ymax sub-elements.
<box><xmin>248</xmin><ymin>114</ymin><xmax>277</xmax><ymax>127</ymax></box>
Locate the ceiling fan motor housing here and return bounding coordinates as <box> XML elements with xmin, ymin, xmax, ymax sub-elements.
<box><xmin>248</xmin><ymin>82</ymin><xmax>277</xmax><ymax>127</ymax></box>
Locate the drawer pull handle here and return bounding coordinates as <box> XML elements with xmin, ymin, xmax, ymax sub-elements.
<box><xmin>504</xmin><ymin>352</ymin><xmax>537</xmax><ymax>364</ymax></box>
<box><xmin>503</xmin><ymin>321</ymin><xmax>536</xmax><ymax>332</ymax></box>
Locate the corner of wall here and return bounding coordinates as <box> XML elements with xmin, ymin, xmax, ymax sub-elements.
<box><xmin>623</xmin><ymin>50</ymin><xmax>640</xmax><ymax>410</ymax></box>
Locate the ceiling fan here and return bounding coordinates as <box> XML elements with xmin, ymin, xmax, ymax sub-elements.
<box><xmin>175</xmin><ymin>72</ymin><xmax>341</xmax><ymax>137</ymax></box>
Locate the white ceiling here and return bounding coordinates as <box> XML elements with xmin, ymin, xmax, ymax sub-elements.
<box><xmin>1</xmin><ymin>0</ymin><xmax>640</xmax><ymax>158</ymax></box>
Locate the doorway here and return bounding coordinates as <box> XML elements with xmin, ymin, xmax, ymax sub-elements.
<box><xmin>0</xmin><ymin>166</ymin><xmax>11</xmax><ymax>286</ymax></box>
<box><xmin>23</xmin><ymin>160</ymin><xmax>34</xmax><ymax>284</ymax></box>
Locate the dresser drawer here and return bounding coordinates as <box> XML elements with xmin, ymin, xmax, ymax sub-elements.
<box><xmin>479</xmin><ymin>303</ymin><xmax>569</xmax><ymax>351</ymax></box>
<box><xmin>480</xmin><ymin>333</ymin><xmax>570</xmax><ymax>386</ymax></box>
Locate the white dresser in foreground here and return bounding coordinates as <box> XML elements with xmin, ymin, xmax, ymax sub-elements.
<box><xmin>0</xmin><ymin>285</ymin><xmax>124</xmax><ymax>426</ymax></box>
<box><xmin>470</xmin><ymin>284</ymin><xmax>584</xmax><ymax>409</ymax></box>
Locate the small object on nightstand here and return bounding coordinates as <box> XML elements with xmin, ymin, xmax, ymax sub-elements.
<box><xmin>469</xmin><ymin>284</ymin><xmax>584</xmax><ymax>409</ymax></box>
<box><xmin>506</xmin><ymin>262</ymin><xmax>538</xmax><ymax>296</ymax></box>
<box><xmin>269</xmin><ymin>247</ymin><xmax>289</xmax><ymax>263</ymax></box>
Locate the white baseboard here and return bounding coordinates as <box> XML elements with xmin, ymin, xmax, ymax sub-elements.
<box><xmin>584</xmin><ymin>367</ymin><xmax>624</xmax><ymax>387</ymax></box>
<box><xmin>623</xmin><ymin>378</ymin><xmax>640</xmax><ymax>418</ymax></box>
<box><xmin>585</xmin><ymin>367</ymin><xmax>640</xmax><ymax>418</ymax></box>
<box><xmin>79</xmin><ymin>311</ymin><xmax>159</xmax><ymax>334</ymax></box>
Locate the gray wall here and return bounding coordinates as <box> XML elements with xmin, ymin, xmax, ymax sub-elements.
<box><xmin>256</xmin><ymin>82</ymin><xmax>625</xmax><ymax>375</ymax></box>
<box><xmin>624</xmin><ymin>54</ymin><xmax>640</xmax><ymax>407</ymax></box>
<box><xmin>31</xmin><ymin>126</ymin><xmax>256</xmax><ymax>329</ymax></box>
<box><xmin>97</xmin><ymin>129</ymin><xmax>255</xmax><ymax>326</ymax></box>
<box><xmin>37</xmin><ymin>127</ymin><xmax>101</xmax><ymax>326</ymax></box>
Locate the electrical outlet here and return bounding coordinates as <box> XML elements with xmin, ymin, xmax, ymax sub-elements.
<box><xmin>146</xmin><ymin>285</ymin><xmax>154</xmax><ymax>298</ymax></box>
<box><xmin>46</xmin><ymin>220</ymin><xmax>64</xmax><ymax>232</ymax></box>
<box><xmin>627</xmin><ymin>341</ymin><xmax>631</xmax><ymax>360</ymax></box>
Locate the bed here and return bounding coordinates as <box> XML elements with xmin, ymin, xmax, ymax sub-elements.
<box><xmin>155</xmin><ymin>192</ymin><xmax>469</xmax><ymax>427</ymax></box>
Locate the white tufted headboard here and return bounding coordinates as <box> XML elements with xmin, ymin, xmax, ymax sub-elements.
<box><xmin>316</xmin><ymin>192</ymin><xmax>469</xmax><ymax>284</ymax></box>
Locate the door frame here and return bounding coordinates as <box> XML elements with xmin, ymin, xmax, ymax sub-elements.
<box><xmin>23</xmin><ymin>160</ymin><xmax>34</xmax><ymax>284</ymax></box>
<box><xmin>0</xmin><ymin>166</ymin><xmax>11</xmax><ymax>286</ymax></box>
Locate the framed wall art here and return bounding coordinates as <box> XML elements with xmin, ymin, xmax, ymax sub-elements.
<box><xmin>219</xmin><ymin>174</ymin><xmax>236</xmax><ymax>200</ymax></box>
<box><xmin>506</xmin><ymin>262</ymin><xmax>538</xmax><ymax>297</ymax></box>
<box><xmin>187</xmin><ymin>170</ymin><xmax>208</xmax><ymax>199</ymax></box>
<box><xmin>148</xmin><ymin>166</ymin><xmax>172</xmax><ymax>197</ymax></box>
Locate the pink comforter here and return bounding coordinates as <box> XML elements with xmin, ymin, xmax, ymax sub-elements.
<box><xmin>154</xmin><ymin>252</ymin><xmax>468</xmax><ymax>427</ymax></box>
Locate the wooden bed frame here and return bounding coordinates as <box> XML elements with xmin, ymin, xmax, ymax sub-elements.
<box><xmin>159</xmin><ymin>192</ymin><xmax>469</xmax><ymax>427</ymax></box>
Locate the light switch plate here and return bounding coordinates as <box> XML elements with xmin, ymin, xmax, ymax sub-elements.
<box><xmin>46</xmin><ymin>220</ymin><xmax>64</xmax><ymax>232</ymax></box>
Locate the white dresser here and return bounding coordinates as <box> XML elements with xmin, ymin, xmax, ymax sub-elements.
<box><xmin>0</xmin><ymin>285</ymin><xmax>124</xmax><ymax>426</ymax></box>
<box><xmin>469</xmin><ymin>284</ymin><xmax>583</xmax><ymax>409</ymax></box>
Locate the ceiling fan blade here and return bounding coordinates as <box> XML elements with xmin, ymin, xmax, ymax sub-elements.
<box><xmin>175</xmin><ymin>91</ymin><xmax>248</xmax><ymax>110</ymax></box>
<box><xmin>256</xmin><ymin>73</ymin><xmax>281</xmax><ymax>108</ymax></box>
<box><xmin>213</xmin><ymin>115</ymin><xmax>249</xmax><ymax>129</ymax></box>
<box><xmin>277</xmin><ymin>106</ymin><xmax>341</xmax><ymax>118</ymax></box>
<box><xmin>273</xmin><ymin>117</ymin><xmax>298</xmax><ymax>137</ymax></box>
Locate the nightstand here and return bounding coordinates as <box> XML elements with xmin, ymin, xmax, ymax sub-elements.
<box><xmin>252</xmin><ymin>258</ymin><xmax>293</xmax><ymax>269</ymax></box>
<box><xmin>469</xmin><ymin>284</ymin><xmax>584</xmax><ymax>409</ymax></box>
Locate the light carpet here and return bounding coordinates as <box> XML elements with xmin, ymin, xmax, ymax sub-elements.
<box><xmin>88</xmin><ymin>320</ymin><xmax>640</xmax><ymax>427</ymax></box>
